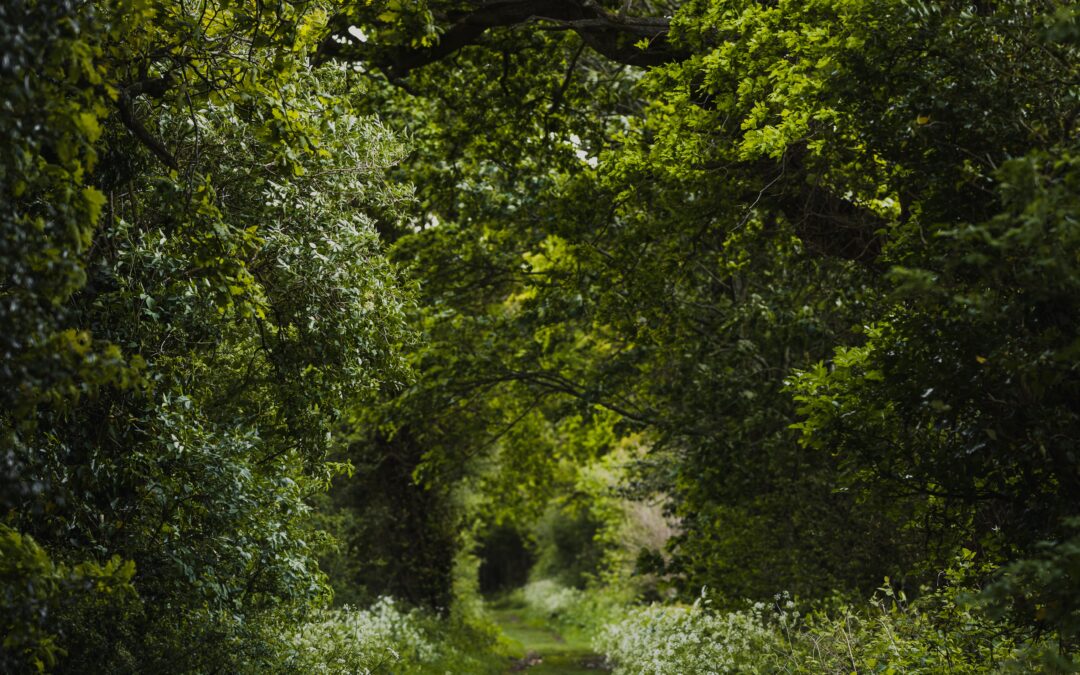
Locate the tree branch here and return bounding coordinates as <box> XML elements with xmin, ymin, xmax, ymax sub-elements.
<box><xmin>117</xmin><ymin>77</ymin><xmax>178</xmax><ymax>171</ymax></box>
<box><xmin>316</xmin><ymin>0</ymin><xmax>685</xmax><ymax>77</ymax></box>
<box><xmin>317</xmin><ymin>4</ymin><xmax>888</xmax><ymax>264</ymax></box>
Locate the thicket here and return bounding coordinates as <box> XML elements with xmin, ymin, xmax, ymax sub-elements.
<box><xmin>3</xmin><ymin>0</ymin><xmax>1080</xmax><ymax>672</ymax></box>
<box><xmin>0</xmin><ymin>0</ymin><xmax>421</xmax><ymax>670</ymax></box>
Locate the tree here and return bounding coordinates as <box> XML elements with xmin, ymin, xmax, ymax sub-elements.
<box><xmin>2</xmin><ymin>0</ymin><xmax>414</xmax><ymax>669</ymax></box>
<box><xmin>323</xmin><ymin>0</ymin><xmax>1080</xmax><ymax>606</ymax></box>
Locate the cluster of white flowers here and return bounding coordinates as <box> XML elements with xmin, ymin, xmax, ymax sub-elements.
<box><xmin>594</xmin><ymin>584</ymin><xmax>1045</xmax><ymax>674</ymax></box>
<box><xmin>594</xmin><ymin>593</ymin><xmax>781</xmax><ymax>675</ymax></box>
<box><xmin>520</xmin><ymin>579</ymin><xmax>586</xmax><ymax>617</ymax></box>
<box><xmin>286</xmin><ymin>597</ymin><xmax>438</xmax><ymax>673</ymax></box>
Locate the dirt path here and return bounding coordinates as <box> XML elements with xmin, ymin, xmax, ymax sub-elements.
<box><xmin>491</xmin><ymin>609</ymin><xmax>609</xmax><ymax>674</ymax></box>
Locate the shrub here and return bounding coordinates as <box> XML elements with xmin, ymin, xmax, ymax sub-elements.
<box><xmin>283</xmin><ymin>598</ymin><xmax>434</xmax><ymax>674</ymax></box>
<box><xmin>0</xmin><ymin>526</ymin><xmax>136</xmax><ymax>673</ymax></box>
<box><xmin>282</xmin><ymin>596</ymin><xmax>503</xmax><ymax>674</ymax></box>
<box><xmin>521</xmin><ymin>579</ymin><xmax>586</xmax><ymax>618</ymax></box>
<box><xmin>597</xmin><ymin>580</ymin><xmax>1079</xmax><ymax>674</ymax></box>
<box><xmin>595</xmin><ymin>592</ymin><xmax>781</xmax><ymax>675</ymax></box>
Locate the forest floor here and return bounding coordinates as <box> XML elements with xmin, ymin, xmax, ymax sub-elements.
<box><xmin>490</xmin><ymin>607</ymin><xmax>609</xmax><ymax>674</ymax></box>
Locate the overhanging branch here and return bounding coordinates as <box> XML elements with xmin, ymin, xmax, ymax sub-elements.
<box><xmin>316</xmin><ymin>3</ymin><xmax>888</xmax><ymax>264</ymax></box>
<box><xmin>316</xmin><ymin>0</ymin><xmax>685</xmax><ymax>78</ymax></box>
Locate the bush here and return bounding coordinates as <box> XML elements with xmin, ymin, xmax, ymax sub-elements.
<box><xmin>595</xmin><ymin>592</ymin><xmax>780</xmax><ymax>675</ymax></box>
<box><xmin>283</xmin><ymin>598</ymin><xmax>434</xmax><ymax>673</ymax></box>
<box><xmin>596</xmin><ymin>580</ymin><xmax>1078</xmax><ymax>674</ymax></box>
<box><xmin>0</xmin><ymin>526</ymin><xmax>136</xmax><ymax>673</ymax></box>
<box><xmin>282</xmin><ymin>596</ymin><xmax>504</xmax><ymax>674</ymax></box>
<box><xmin>521</xmin><ymin>579</ymin><xmax>586</xmax><ymax>618</ymax></box>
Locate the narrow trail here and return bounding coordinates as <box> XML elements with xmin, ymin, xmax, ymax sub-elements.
<box><xmin>491</xmin><ymin>608</ymin><xmax>609</xmax><ymax>674</ymax></box>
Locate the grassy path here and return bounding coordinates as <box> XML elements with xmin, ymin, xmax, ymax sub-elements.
<box><xmin>490</xmin><ymin>607</ymin><xmax>609</xmax><ymax>674</ymax></box>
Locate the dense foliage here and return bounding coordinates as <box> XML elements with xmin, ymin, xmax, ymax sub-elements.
<box><xmin>1</xmin><ymin>0</ymin><xmax>415</xmax><ymax>670</ymax></box>
<box><xmin>331</xmin><ymin>0</ymin><xmax>1080</xmax><ymax>613</ymax></box>
<box><xmin>3</xmin><ymin>0</ymin><xmax>1079</xmax><ymax>671</ymax></box>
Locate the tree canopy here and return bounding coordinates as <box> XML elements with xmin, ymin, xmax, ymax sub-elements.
<box><xmin>3</xmin><ymin>0</ymin><xmax>1080</xmax><ymax>671</ymax></box>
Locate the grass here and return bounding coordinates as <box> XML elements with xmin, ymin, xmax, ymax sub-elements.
<box><xmin>489</xmin><ymin>606</ymin><xmax>608</xmax><ymax>674</ymax></box>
